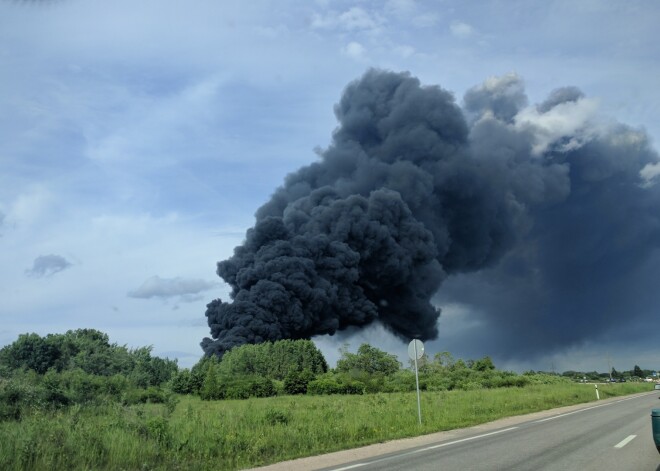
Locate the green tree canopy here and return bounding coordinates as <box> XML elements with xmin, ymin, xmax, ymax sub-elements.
<box><xmin>218</xmin><ymin>339</ymin><xmax>327</xmax><ymax>381</ymax></box>
<box><xmin>336</xmin><ymin>343</ymin><xmax>401</xmax><ymax>376</ymax></box>
<box><xmin>0</xmin><ymin>329</ymin><xmax>177</xmax><ymax>385</ymax></box>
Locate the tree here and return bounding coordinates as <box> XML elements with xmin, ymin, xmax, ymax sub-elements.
<box><xmin>218</xmin><ymin>339</ymin><xmax>327</xmax><ymax>380</ymax></box>
<box><xmin>473</xmin><ymin>356</ymin><xmax>496</xmax><ymax>372</ymax></box>
<box><xmin>170</xmin><ymin>369</ymin><xmax>194</xmax><ymax>394</ymax></box>
<box><xmin>633</xmin><ymin>365</ymin><xmax>644</xmax><ymax>378</ymax></box>
<box><xmin>336</xmin><ymin>343</ymin><xmax>401</xmax><ymax>376</ymax></box>
<box><xmin>283</xmin><ymin>369</ymin><xmax>315</xmax><ymax>395</ymax></box>
<box><xmin>0</xmin><ymin>333</ymin><xmax>60</xmax><ymax>374</ymax></box>
<box><xmin>200</xmin><ymin>361</ymin><xmax>222</xmax><ymax>400</ymax></box>
<box><xmin>611</xmin><ymin>367</ymin><xmax>621</xmax><ymax>380</ymax></box>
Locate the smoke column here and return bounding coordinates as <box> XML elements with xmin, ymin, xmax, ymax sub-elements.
<box><xmin>202</xmin><ymin>69</ymin><xmax>660</xmax><ymax>360</ymax></box>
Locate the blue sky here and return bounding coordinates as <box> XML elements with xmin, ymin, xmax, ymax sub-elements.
<box><xmin>1</xmin><ymin>0</ymin><xmax>659</xmax><ymax>371</ymax></box>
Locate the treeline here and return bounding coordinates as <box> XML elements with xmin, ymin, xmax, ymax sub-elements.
<box><xmin>0</xmin><ymin>329</ymin><xmax>178</xmax><ymax>420</ymax></box>
<box><xmin>3</xmin><ymin>329</ymin><xmax>650</xmax><ymax>417</ymax></box>
<box><xmin>171</xmin><ymin>342</ymin><xmax>569</xmax><ymax>401</ymax></box>
<box><xmin>560</xmin><ymin>365</ymin><xmax>656</xmax><ymax>382</ymax></box>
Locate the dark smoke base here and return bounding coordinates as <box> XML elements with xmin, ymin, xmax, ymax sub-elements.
<box><xmin>202</xmin><ymin>69</ymin><xmax>660</xmax><ymax>360</ymax></box>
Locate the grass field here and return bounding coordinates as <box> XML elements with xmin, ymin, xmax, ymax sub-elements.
<box><xmin>0</xmin><ymin>382</ymin><xmax>650</xmax><ymax>470</ymax></box>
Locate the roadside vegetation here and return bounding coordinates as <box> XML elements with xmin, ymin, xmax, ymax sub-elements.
<box><xmin>0</xmin><ymin>329</ymin><xmax>654</xmax><ymax>470</ymax></box>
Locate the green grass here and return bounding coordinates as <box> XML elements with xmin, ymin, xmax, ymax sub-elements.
<box><xmin>0</xmin><ymin>382</ymin><xmax>650</xmax><ymax>471</ymax></box>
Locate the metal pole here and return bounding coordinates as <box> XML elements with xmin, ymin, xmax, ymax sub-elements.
<box><xmin>414</xmin><ymin>341</ymin><xmax>422</xmax><ymax>425</ymax></box>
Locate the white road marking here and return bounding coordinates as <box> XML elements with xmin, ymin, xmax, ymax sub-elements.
<box><xmin>534</xmin><ymin>392</ymin><xmax>654</xmax><ymax>424</ymax></box>
<box><xmin>331</xmin><ymin>427</ymin><xmax>518</xmax><ymax>471</ymax></box>
<box><xmin>423</xmin><ymin>427</ymin><xmax>519</xmax><ymax>450</ymax></box>
<box><xmin>614</xmin><ymin>435</ymin><xmax>636</xmax><ymax>449</ymax></box>
<box><xmin>534</xmin><ymin>403</ymin><xmax>609</xmax><ymax>423</ymax></box>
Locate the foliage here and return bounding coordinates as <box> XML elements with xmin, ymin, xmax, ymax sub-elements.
<box><xmin>217</xmin><ymin>339</ymin><xmax>327</xmax><ymax>381</ymax></box>
<box><xmin>336</xmin><ymin>343</ymin><xmax>401</xmax><ymax>376</ymax></box>
<box><xmin>0</xmin><ymin>329</ymin><xmax>182</xmax><ymax>422</ymax></box>
<box><xmin>224</xmin><ymin>376</ymin><xmax>277</xmax><ymax>400</ymax></box>
<box><xmin>200</xmin><ymin>361</ymin><xmax>222</xmax><ymax>401</ymax></box>
<box><xmin>307</xmin><ymin>372</ymin><xmax>365</xmax><ymax>395</ymax></box>
<box><xmin>170</xmin><ymin>369</ymin><xmax>196</xmax><ymax>395</ymax></box>
<box><xmin>0</xmin><ymin>329</ymin><xmax>178</xmax><ymax>386</ymax></box>
<box><xmin>283</xmin><ymin>369</ymin><xmax>315</xmax><ymax>395</ymax></box>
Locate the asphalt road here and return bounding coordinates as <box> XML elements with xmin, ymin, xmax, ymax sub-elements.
<box><xmin>316</xmin><ymin>392</ymin><xmax>660</xmax><ymax>471</ymax></box>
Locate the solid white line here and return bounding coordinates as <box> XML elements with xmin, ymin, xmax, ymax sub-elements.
<box><xmin>534</xmin><ymin>392</ymin><xmax>654</xmax><ymax>424</ymax></box>
<box><xmin>423</xmin><ymin>427</ymin><xmax>519</xmax><ymax>450</ymax></box>
<box><xmin>331</xmin><ymin>427</ymin><xmax>518</xmax><ymax>471</ymax></box>
<box><xmin>534</xmin><ymin>403</ymin><xmax>609</xmax><ymax>423</ymax></box>
<box><xmin>614</xmin><ymin>435</ymin><xmax>636</xmax><ymax>449</ymax></box>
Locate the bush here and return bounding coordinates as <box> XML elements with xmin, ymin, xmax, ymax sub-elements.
<box><xmin>283</xmin><ymin>369</ymin><xmax>315</xmax><ymax>395</ymax></box>
<box><xmin>224</xmin><ymin>377</ymin><xmax>276</xmax><ymax>400</ymax></box>
<box><xmin>307</xmin><ymin>376</ymin><xmax>343</xmax><ymax>395</ymax></box>
<box><xmin>340</xmin><ymin>380</ymin><xmax>365</xmax><ymax>395</ymax></box>
<box><xmin>0</xmin><ymin>380</ymin><xmax>36</xmax><ymax>420</ymax></box>
<box><xmin>122</xmin><ymin>386</ymin><xmax>168</xmax><ymax>405</ymax></box>
<box><xmin>170</xmin><ymin>369</ymin><xmax>195</xmax><ymax>394</ymax></box>
<box><xmin>307</xmin><ymin>374</ymin><xmax>365</xmax><ymax>395</ymax></box>
<box><xmin>249</xmin><ymin>377</ymin><xmax>276</xmax><ymax>398</ymax></box>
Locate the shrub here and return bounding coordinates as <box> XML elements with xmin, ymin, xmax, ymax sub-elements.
<box><xmin>307</xmin><ymin>376</ymin><xmax>343</xmax><ymax>395</ymax></box>
<box><xmin>224</xmin><ymin>377</ymin><xmax>276</xmax><ymax>400</ymax></box>
<box><xmin>170</xmin><ymin>369</ymin><xmax>195</xmax><ymax>394</ymax></box>
<box><xmin>283</xmin><ymin>369</ymin><xmax>315</xmax><ymax>395</ymax></box>
<box><xmin>340</xmin><ymin>380</ymin><xmax>365</xmax><ymax>395</ymax></box>
<box><xmin>122</xmin><ymin>386</ymin><xmax>167</xmax><ymax>405</ymax></box>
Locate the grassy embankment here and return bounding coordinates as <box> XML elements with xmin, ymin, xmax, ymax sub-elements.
<box><xmin>0</xmin><ymin>382</ymin><xmax>650</xmax><ymax>471</ymax></box>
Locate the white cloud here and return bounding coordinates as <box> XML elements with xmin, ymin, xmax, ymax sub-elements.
<box><xmin>640</xmin><ymin>162</ymin><xmax>660</xmax><ymax>187</ymax></box>
<box><xmin>394</xmin><ymin>45</ymin><xmax>416</xmax><ymax>58</ymax></box>
<box><xmin>514</xmin><ymin>97</ymin><xmax>601</xmax><ymax>155</ymax></box>
<box><xmin>339</xmin><ymin>7</ymin><xmax>381</xmax><ymax>31</ymax></box>
<box><xmin>342</xmin><ymin>41</ymin><xmax>367</xmax><ymax>60</ymax></box>
<box><xmin>6</xmin><ymin>185</ymin><xmax>53</xmax><ymax>229</ymax></box>
<box><xmin>450</xmin><ymin>20</ymin><xmax>474</xmax><ymax>39</ymax></box>
<box><xmin>84</xmin><ymin>75</ymin><xmax>225</xmax><ymax>166</ymax></box>
<box><xmin>385</xmin><ymin>0</ymin><xmax>417</xmax><ymax>15</ymax></box>
<box><xmin>311</xmin><ymin>7</ymin><xmax>383</xmax><ymax>33</ymax></box>
<box><xmin>26</xmin><ymin>254</ymin><xmax>72</xmax><ymax>278</ymax></box>
<box><xmin>412</xmin><ymin>12</ymin><xmax>441</xmax><ymax>28</ymax></box>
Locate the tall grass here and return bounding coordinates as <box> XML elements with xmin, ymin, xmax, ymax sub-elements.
<box><xmin>0</xmin><ymin>382</ymin><xmax>649</xmax><ymax>470</ymax></box>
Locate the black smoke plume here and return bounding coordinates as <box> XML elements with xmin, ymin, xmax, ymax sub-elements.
<box><xmin>202</xmin><ymin>69</ymin><xmax>660</xmax><ymax>360</ymax></box>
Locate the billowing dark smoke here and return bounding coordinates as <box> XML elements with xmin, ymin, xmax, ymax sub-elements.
<box><xmin>437</xmin><ymin>74</ymin><xmax>660</xmax><ymax>361</ymax></box>
<box><xmin>202</xmin><ymin>69</ymin><xmax>660</xmax><ymax>360</ymax></box>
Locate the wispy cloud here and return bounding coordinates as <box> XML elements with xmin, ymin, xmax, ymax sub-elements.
<box><xmin>128</xmin><ymin>275</ymin><xmax>217</xmax><ymax>301</ymax></box>
<box><xmin>342</xmin><ymin>41</ymin><xmax>366</xmax><ymax>60</ymax></box>
<box><xmin>640</xmin><ymin>162</ymin><xmax>660</xmax><ymax>187</ymax></box>
<box><xmin>450</xmin><ymin>20</ymin><xmax>475</xmax><ymax>39</ymax></box>
<box><xmin>26</xmin><ymin>254</ymin><xmax>72</xmax><ymax>278</ymax></box>
<box><xmin>311</xmin><ymin>6</ymin><xmax>384</xmax><ymax>33</ymax></box>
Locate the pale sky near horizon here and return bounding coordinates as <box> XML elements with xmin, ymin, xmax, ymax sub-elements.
<box><xmin>1</xmin><ymin>0</ymin><xmax>659</xmax><ymax>372</ymax></box>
